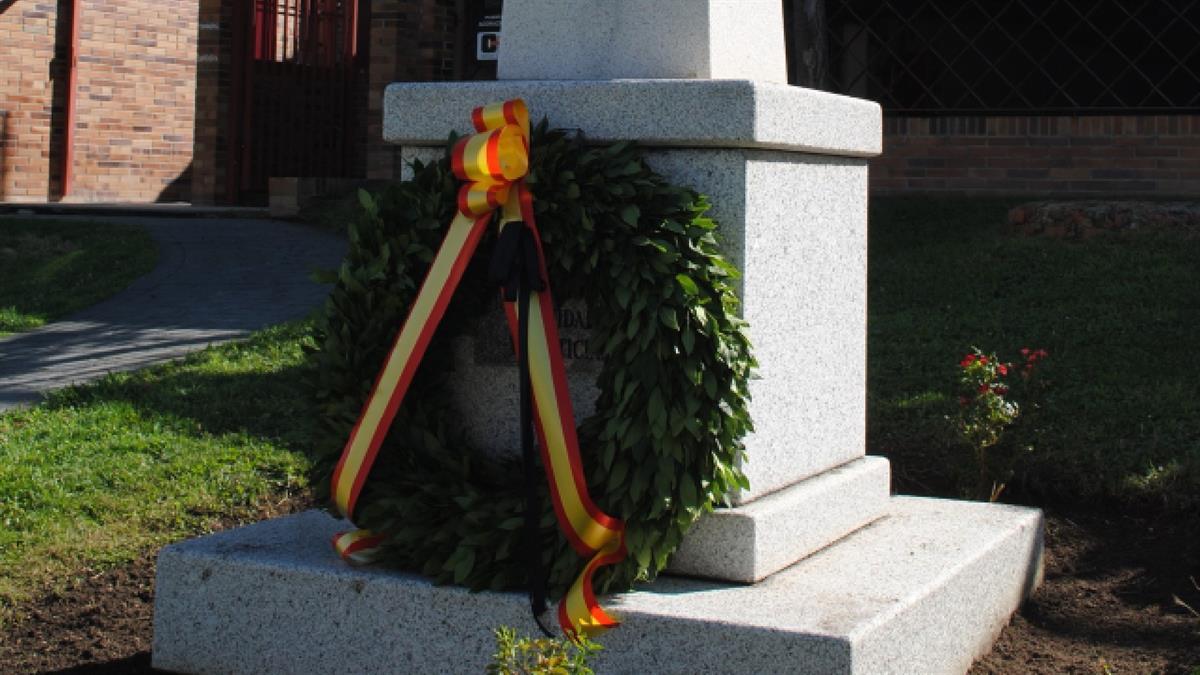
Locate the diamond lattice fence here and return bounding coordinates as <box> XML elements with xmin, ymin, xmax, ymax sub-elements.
<box><xmin>824</xmin><ymin>0</ymin><xmax>1200</xmax><ymax>114</ymax></box>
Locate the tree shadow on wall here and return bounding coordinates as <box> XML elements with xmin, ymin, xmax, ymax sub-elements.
<box><xmin>45</xmin><ymin>0</ymin><xmax>73</xmax><ymax>200</ymax></box>
<box><xmin>0</xmin><ymin>110</ymin><xmax>9</xmax><ymax>200</ymax></box>
<box><xmin>157</xmin><ymin>161</ymin><xmax>193</xmax><ymax>202</ymax></box>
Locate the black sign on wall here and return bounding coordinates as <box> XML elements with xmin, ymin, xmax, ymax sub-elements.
<box><xmin>463</xmin><ymin>0</ymin><xmax>503</xmax><ymax>80</ymax></box>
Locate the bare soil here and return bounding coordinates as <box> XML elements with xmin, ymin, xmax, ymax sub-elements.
<box><xmin>2</xmin><ymin>504</ymin><xmax>1197</xmax><ymax>674</ymax></box>
<box><xmin>972</xmin><ymin>512</ymin><xmax>1199</xmax><ymax>674</ymax></box>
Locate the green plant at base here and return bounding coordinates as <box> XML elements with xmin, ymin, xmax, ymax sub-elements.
<box><xmin>487</xmin><ymin>626</ymin><xmax>601</xmax><ymax>675</ymax></box>
<box><xmin>308</xmin><ymin>122</ymin><xmax>754</xmax><ymax>597</ymax></box>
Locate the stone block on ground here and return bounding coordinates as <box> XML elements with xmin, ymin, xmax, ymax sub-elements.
<box><xmin>153</xmin><ymin>497</ymin><xmax>1042</xmax><ymax>674</ymax></box>
<box><xmin>667</xmin><ymin>455</ymin><xmax>891</xmax><ymax>582</ymax></box>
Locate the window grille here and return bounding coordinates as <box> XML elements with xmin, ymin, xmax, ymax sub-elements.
<box><xmin>821</xmin><ymin>0</ymin><xmax>1200</xmax><ymax>114</ymax></box>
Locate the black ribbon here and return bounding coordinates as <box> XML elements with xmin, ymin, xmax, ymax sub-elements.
<box><xmin>489</xmin><ymin>220</ymin><xmax>553</xmax><ymax>637</ymax></box>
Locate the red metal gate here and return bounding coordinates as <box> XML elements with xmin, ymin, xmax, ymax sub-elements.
<box><xmin>229</xmin><ymin>0</ymin><xmax>364</xmax><ymax>203</ymax></box>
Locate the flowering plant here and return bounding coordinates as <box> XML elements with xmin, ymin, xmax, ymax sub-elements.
<box><xmin>955</xmin><ymin>347</ymin><xmax>1047</xmax><ymax>501</ymax></box>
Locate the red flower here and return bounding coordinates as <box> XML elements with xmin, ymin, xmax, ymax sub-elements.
<box><xmin>960</xmin><ymin>354</ymin><xmax>977</xmax><ymax>367</ymax></box>
<box><xmin>978</xmin><ymin>384</ymin><xmax>989</xmax><ymax>394</ymax></box>
<box><xmin>997</xmin><ymin>364</ymin><xmax>1009</xmax><ymax>376</ymax></box>
<box><xmin>1020</xmin><ymin>347</ymin><xmax>1030</xmax><ymax>357</ymax></box>
<box><xmin>979</xmin><ymin>356</ymin><xmax>989</xmax><ymax>365</ymax></box>
<box><xmin>993</xmin><ymin>385</ymin><xmax>1009</xmax><ymax>395</ymax></box>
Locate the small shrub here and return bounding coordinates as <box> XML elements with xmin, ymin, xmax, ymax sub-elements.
<box><xmin>486</xmin><ymin>626</ymin><xmax>601</xmax><ymax>675</ymax></box>
<box><xmin>953</xmin><ymin>347</ymin><xmax>1047</xmax><ymax>501</ymax></box>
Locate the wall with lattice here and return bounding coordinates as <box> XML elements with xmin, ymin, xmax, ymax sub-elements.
<box><xmin>822</xmin><ymin>0</ymin><xmax>1198</xmax><ymax>114</ymax></box>
<box><xmin>808</xmin><ymin>0</ymin><xmax>1200</xmax><ymax>196</ymax></box>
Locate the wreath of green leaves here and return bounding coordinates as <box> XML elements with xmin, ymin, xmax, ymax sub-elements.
<box><xmin>309</xmin><ymin>122</ymin><xmax>754</xmax><ymax>596</ymax></box>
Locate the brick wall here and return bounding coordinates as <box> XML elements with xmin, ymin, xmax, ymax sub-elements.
<box><xmin>0</xmin><ymin>1</ymin><xmax>62</xmax><ymax>201</ymax></box>
<box><xmin>72</xmin><ymin>0</ymin><xmax>197</xmax><ymax>201</ymax></box>
<box><xmin>873</xmin><ymin>115</ymin><xmax>1200</xmax><ymax>197</ymax></box>
<box><xmin>0</xmin><ymin>0</ymin><xmax>198</xmax><ymax>203</ymax></box>
<box><xmin>365</xmin><ymin>0</ymin><xmax>459</xmax><ymax>181</ymax></box>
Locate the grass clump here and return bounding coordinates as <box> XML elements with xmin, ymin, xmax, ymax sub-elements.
<box><xmin>488</xmin><ymin>626</ymin><xmax>601</xmax><ymax>675</ymax></box>
<box><xmin>0</xmin><ymin>322</ymin><xmax>316</xmax><ymax>623</ymax></box>
<box><xmin>868</xmin><ymin>197</ymin><xmax>1200</xmax><ymax>513</ymax></box>
<box><xmin>0</xmin><ymin>219</ymin><xmax>157</xmax><ymax>334</ymax></box>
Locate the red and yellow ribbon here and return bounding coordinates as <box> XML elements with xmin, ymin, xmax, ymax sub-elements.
<box><xmin>330</xmin><ymin>99</ymin><xmax>626</xmax><ymax>637</ymax></box>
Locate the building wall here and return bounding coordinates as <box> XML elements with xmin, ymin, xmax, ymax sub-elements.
<box><xmin>0</xmin><ymin>0</ymin><xmax>198</xmax><ymax>203</ymax></box>
<box><xmin>365</xmin><ymin>0</ymin><xmax>458</xmax><ymax>181</ymax></box>
<box><xmin>873</xmin><ymin>115</ymin><xmax>1200</xmax><ymax>197</ymax></box>
<box><xmin>190</xmin><ymin>0</ymin><xmax>233</xmax><ymax>205</ymax></box>
<box><xmin>0</xmin><ymin>0</ymin><xmax>64</xmax><ymax>201</ymax></box>
<box><xmin>73</xmin><ymin>0</ymin><xmax>198</xmax><ymax>201</ymax></box>
<box><xmin>7</xmin><ymin>2</ymin><xmax>1195</xmax><ymax>204</ymax></box>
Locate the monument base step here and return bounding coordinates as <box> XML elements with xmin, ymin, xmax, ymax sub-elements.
<box><xmin>152</xmin><ymin>497</ymin><xmax>1042</xmax><ymax>675</ymax></box>
<box><xmin>667</xmin><ymin>455</ymin><xmax>891</xmax><ymax>582</ymax></box>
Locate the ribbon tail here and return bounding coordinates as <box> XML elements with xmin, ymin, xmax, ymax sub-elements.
<box><xmin>329</xmin><ymin>212</ymin><xmax>491</xmax><ymax>522</ymax></box>
<box><xmin>332</xmin><ymin>529</ymin><xmax>386</xmax><ymax>565</ymax></box>
<box><xmin>499</xmin><ymin>191</ymin><xmax>626</xmax><ymax>638</ymax></box>
<box><xmin>558</xmin><ymin>538</ymin><xmax>625</xmax><ymax>637</ymax></box>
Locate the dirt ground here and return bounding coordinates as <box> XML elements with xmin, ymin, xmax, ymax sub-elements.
<box><xmin>2</xmin><ymin>507</ymin><xmax>1197</xmax><ymax>674</ymax></box>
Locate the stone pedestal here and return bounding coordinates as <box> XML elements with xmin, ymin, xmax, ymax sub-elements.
<box><xmin>153</xmin><ymin>2</ymin><xmax>1043</xmax><ymax>672</ymax></box>
<box><xmin>386</xmin><ymin>79</ymin><xmax>884</xmax><ymax>580</ymax></box>
<box><xmin>498</xmin><ymin>0</ymin><xmax>789</xmax><ymax>83</ymax></box>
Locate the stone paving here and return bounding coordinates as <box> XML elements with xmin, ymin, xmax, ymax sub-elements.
<box><xmin>0</xmin><ymin>216</ymin><xmax>347</xmax><ymax>411</ymax></box>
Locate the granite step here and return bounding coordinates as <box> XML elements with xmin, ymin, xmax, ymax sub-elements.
<box><xmin>153</xmin><ymin>497</ymin><xmax>1042</xmax><ymax>674</ymax></box>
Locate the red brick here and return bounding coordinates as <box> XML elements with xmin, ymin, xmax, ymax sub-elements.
<box><xmin>873</xmin><ymin>114</ymin><xmax>1200</xmax><ymax>196</ymax></box>
<box><xmin>1</xmin><ymin>0</ymin><xmax>196</xmax><ymax>201</ymax></box>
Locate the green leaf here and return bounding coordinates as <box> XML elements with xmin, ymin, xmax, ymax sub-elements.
<box><xmin>453</xmin><ymin>547</ymin><xmax>476</xmax><ymax>584</ymax></box>
<box><xmin>620</xmin><ymin>204</ymin><xmax>641</xmax><ymax>227</ymax></box>
<box><xmin>614</xmin><ymin>285</ymin><xmax>632</xmax><ymax>309</ymax></box>
<box><xmin>357</xmin><ymin>188</ymin><xmax>378</xmax><ymax>217</ymax></box>
<box><xmin>680</xmin><ymin>473</ymin><xmax>697</xmax><ymax>509</ymax></box>
<box><xmin>659</xmin><ymin>306</ymin><xmax>680</xmax><ymax>331</ymax></box>
<box><xmin>647</xmin><ymin>388</ymin><xmax>665</xmax><ymax>426</ymax></box>
<box><xmin>608</xmin><ymin>460</ymin><xmax>629</xmax><ymax>487</ymax></box>
<box><xmin>634</xmin><ymin>544</ymin><xmax>652</xmax><ymax>570</ymax></box>
<box><xmin>681</xmin><ymin>328</ymin><xmax>695</xmax><ymax>354</ymax></box>
<box><xmin>675</xmin><ymin>274</ymin><xmax>700</xmax><ymax>296</ymax></box>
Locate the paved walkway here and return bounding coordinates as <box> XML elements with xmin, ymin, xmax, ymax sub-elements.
<box><xmin>0</xmin><ymin>216</ymin><xmax>347</xmax><ymax>411</ymax></box>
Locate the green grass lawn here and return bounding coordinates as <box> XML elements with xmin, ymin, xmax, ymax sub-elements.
<box><xmin>0</xmin><ymin>322</ymin><xmax>316</xmax><ymax>623</ymax></box>
<box><xmin>868</xmin><ymin>197</ymin><xmax>1200</xmax><ymax>513</ymax></box>
<box><xmin>1</xmin><ymin>195</ymin><xmax>1195</xmax><ymax>630</ymax></box>
<box><xmin>0</xmin><ymin>219</ymin><xmax>158</xmax><ymax>334</ymax></box>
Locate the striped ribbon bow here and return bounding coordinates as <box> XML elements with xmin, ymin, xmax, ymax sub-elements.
<box><xmin>329</xmin><ymin>99</ymin><xmax>627</xmax><ymax>637</ymax></box>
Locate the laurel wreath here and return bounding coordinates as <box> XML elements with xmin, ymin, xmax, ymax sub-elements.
<box><xmin>309</xmin><ymin>122</ymin><xmax>754</xmax><ymax>595</ymax></box>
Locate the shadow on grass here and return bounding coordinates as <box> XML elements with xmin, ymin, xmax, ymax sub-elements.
<box><xmin>42</xmin><ymin>352</ymin><xmax>320</xmax><ymax>458</ymax></box>
<box><xmin>867</xmin><ymin>195</ymin><xmax>1200</xmax><ymax>516</ymax></box>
